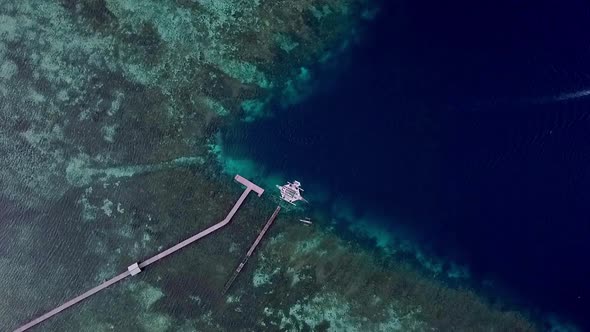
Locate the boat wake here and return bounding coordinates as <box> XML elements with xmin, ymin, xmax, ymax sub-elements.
<box><xmin>528</xmin><ymin>88</ymin><xmax>590</xmax><ymax>104</ymax></box>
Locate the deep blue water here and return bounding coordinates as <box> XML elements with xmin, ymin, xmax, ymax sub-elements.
<box><xmin>223</xmin><ymin>0</ymin><xmax>590</xmax><ymax>328</ymax></box>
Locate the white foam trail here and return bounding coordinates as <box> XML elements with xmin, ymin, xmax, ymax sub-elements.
<box><xmin>552</xmin><ymin>89</ymin><xmax>590</xmax><ymax>101</ymax></box>
<box><xmin>530</xmin><ymin>88</ymin><xmax>590</xmax><ymax>104</ymax></box>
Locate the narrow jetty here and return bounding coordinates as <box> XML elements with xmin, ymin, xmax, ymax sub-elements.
<box><xmin>222</xmin><ymin>205</ymin><xmax>281</xmax><ymax>295</ymax></box>
<box><xmin>14</xmin><ymin>174</ymin><xmax>263</xmax><ymax>332</ymax></box>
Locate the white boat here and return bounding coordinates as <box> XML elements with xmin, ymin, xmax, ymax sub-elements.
<box><xmin>299</xmin><ymin>217</ymin><xmax>312</xmax><ymax>225</ymax></box>
<box><xmin>276</xmin><ymin>180</ymin><xmax>308</xmax><ymax>205</ymax></box>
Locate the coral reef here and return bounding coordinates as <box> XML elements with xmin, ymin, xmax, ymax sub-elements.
<box><xmin>0</xmin><ymin>0</ymin><xmax>542</xmax><ymax>331</ymax></box>
<box><xmin>240</xmin><ymin>221</ymin><xmax>536</xmax><ymax>331</ymax></box>
<box><xmin>0</xmin><ymin>0</ymin><xmax>372</xmax><ymax>207</ymax></box>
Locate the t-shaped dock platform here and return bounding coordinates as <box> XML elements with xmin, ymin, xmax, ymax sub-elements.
<box><xmin>14</xmin><ymin>174</ymin><xmax>264</xmax><ymax>332</ymax></box>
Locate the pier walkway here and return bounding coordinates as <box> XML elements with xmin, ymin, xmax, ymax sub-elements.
<box><xmin>222</xmin><ymin>205</ymin><xmax>281</xmax><ymax>295</ymax></box>
<box><xmin>14</xmin><ymin>174</ymin><xmax>263</xmax><ymax>332</ymax></box>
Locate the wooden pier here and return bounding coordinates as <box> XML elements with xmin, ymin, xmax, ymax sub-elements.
<box><xmin>14</xmin><ymin>174</ymin><xmax>263</xmax><ymax>332</ymax></box>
